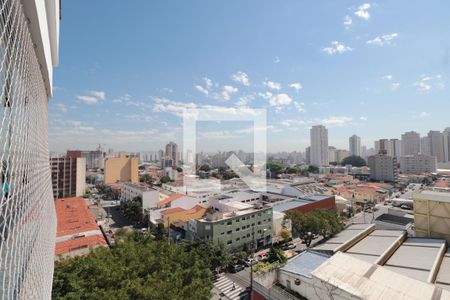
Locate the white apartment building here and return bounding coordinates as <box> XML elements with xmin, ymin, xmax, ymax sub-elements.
<box><xmin>336</xmin><ymin>149</ymin><xmax>350</xmax><ymax>163</ymax></box>
<box><xmin>349</xmin><ymin>134</ymin><xmax>361</xmax><ymax>156</ymax></box>
<box><xmin>399</xmin><ymin>154</ymin><xmax>437</xmax><ymax>174</ymax></box>
<box><xmin>368</xmin><ymin>154</ymin><xmax>398</xmax><ymax>182</ymax></box>
<box><xmin>310</xmin><ymin>125</ymin><xmax>329</xmax><ymax>166</ymax></box>
<box><xmin>0</xmin><ymin>0</ymin><xmax>60</xmax><ymax>298</ymax></box>
<box><xmin>121</xmin><ymin>182</ymin><xmax>160</xmax><ymax>210</ymax></box>
<box><xmin>401</xmin><ymin>131</ymin><xmax>421</xmax><ymax>155</ymax></box>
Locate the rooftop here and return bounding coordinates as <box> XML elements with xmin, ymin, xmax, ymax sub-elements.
<box><xmin>345</xmin><ymin>229</ymin><xmax>406</xmax><ymax>263</ymax></box>
<box><xmin>122</xmin><ymin>181</ymin><xmax>155</xmax><ymax>192</ymax></box>
<box><xmin>312</xmin><ymin>223</ymin><xmax>375</xmax><ymax>253</ymax></box>
<box><xmin>55</xmin><ymin>197</ymin><xmax>101</xmax><ymax>237</ymax></box>
<box><xmin>414</xmin><ymin>190</ymin><xmax>450</xmax><ymax>203</ymax></box>
<box><xmin>281</xmin><ymin>250</ymin><xmax>330</xmax><ymax>279</ymax></box>
<box><xmin>384</xmin><ymin>237</ymin><xmax>446</xmax><ymax>282</ymax></box>
<box><xmin>157</xmin><ymin>193</ymin><xmax>186</xmax><ymax>207</ymax></box>
<box><xmin>436</xmin><ymin>250</ymin><xmax>450</xmax><ymax>291</ymax></box>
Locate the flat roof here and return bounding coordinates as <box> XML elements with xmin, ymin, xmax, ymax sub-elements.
<box><xmin>281</xmin><ymin>250</ymin><xmax>330</xmax><ymax>278</ymax></box>
<box><xmin>375</xmin><ymin>214</ymin><xmax>413</xmax><ymax>226</ymax></box>
<box><xmin>436</xmin><ymin>250</ymin><xmax>450</xmax><ymax>291</ymax></box>
<box><xmin>345</xmin><ymin>230</ymin><xmax>405</xmax><ymax>263</ymax></box>
<box><xmin>312</xmin><ymin>223</ymin><xmax>374</xmax><ymax>253</ymax></box>
<box><xmin>414</xmin><ymin>190</ymin><xmax>450</xmax><ymax>203</ymax></box>
<box><xmin>312</xmin><ymin>252</ymin><xmax>442</xmax><ymax>300</ymax></box>
<box><xmin>272</xmin><ymin>199</ymin><xmax>313</xmax><ymax>212</ymax></box>
<box><xmin>384</xmin><ymin>237</ymin><xmax>446</xmax><ymax>282</ymax></box>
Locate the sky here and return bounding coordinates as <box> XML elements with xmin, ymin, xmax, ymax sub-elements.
<box><xmin>49</xmin><ymin>1</ymin><xmax>450</xmax><ymax>153</ymax></box>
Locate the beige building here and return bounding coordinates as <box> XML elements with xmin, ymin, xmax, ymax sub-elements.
<box><xmin>414</xmin><ymin>190</ymin><xmax>450</xmax><ymax>243</ymax></box>
<box><xmin>104</xmin><ymin>153</ymin><xmax>139</xmax><ymax>184</ymax></box>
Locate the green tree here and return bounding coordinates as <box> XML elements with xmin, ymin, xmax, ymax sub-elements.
<box><xmin>307</xmin><ymin>165</ymin><xmax>320</xmax><ymax>174</ymax></box>
<box><xmin>140</xmin><ymin>173</ymin><xmax>155</xmax><ymax>185</ymax></box>
<box><xmin>160</xmin><ymin>175</ymin><xmax>172</xmax><ymax>184</ymax></box>
<box><xmin>267</xmin><ymin>161</ymin><xmax>285</xmax><ymax>178</ymax></box>
<box><xmin>267</xmin><ymin>246</ymin><xmax>287</xmax><ymax>264</ymax></box>
<box><xmin>176</xmin><ymin>167</ymin><xmax>183</xmax><ymax>172</ymax></box>
<box><xmin>120</xmin><ymin>196</ymin><xmax>143</xmax><ymax>226</ymax></box>
<box><xmin>52</xmin><ymin>234</ymin><xmax>213</xmax><ymax>300</ymax></box>
<box><xmin>341</xmin><ymin>155</ymin><xmax>367</xmax><ymax>167</ymax></box>
<box><xmin>199</xmin><ymin>164</ymin><xmax>211</xmax><ymax>172</ymax></box>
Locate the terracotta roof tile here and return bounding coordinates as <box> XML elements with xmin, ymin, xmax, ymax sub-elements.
<box><xmin>157</xmin><ymin>193</ymin><xmax>185</xmax><ymax>207</ymax></box>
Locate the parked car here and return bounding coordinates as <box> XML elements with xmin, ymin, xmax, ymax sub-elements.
<box><xmin>282</xmin><ymin>243</ymin><xmax>296</xmax><ymax>250</ymax></box>
<box><xmin>228</xmin><ymin>264</ymin><xmax>245</xmax><ymax>273</ymax></box>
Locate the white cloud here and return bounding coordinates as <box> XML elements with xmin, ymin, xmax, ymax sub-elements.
<box><xmin>215</xmin><ymin>85</ymin><xmax>238</xmax><ymax>101</ymax></box>
<box><xmin>263</xmin><ymin>80</ymin><xmax>281</xmax><ymax>90</ymax></box>
<box><xmin>203</xmin><ymin>77</ymin><xmax>214</xmax><ymax>89</ymax></box>
<box><xmin>391</xmin><ymin>82</ymin><xmax>400</xmax><ymax>91</ymax></box>
<box><xmin>77</xmin><ymin>95</ymin><xmax>98</xmax><ymax>104</ymax></box>
<box><xmin>367</xmin><ymin>33</ymin><xmax>398</xmax><ymax>46</ymax></box>
<box><xmin>419</xmin><ymin>111</ymin><xmax>430</xmax><ymax>118</ymax></box>
<box><xmin>321</xmin><ymin>116</ymin><xmax>353</xmax><ymax>127</ymax></box>
<box><xmin>354</xmin><ymin>3</ymin><xmax>371</xmax><ymax>20</ymax></box>
<box><xmin>289</xmin><ymin>83</ymin><xmax>303</xmax><ymax>92</ymax></box>
<box><xmin>414</xmin><ymin>74</ymin><xmax>445</xmax><ymax>93</ymax></box>
<box><xmin>55</xmin><ymin>103</ymin><xmax>68</xmax><ymax>112</ymax></box>
<box><xmin>344</xmin><ymin>15</ymin><xmax>353</xmax><ymax>28</ymax></box>
<box><xmin>195</xmin><ymin>85</ymin><xmax>209</xmax><ymax>96</ymax></box>
<box><xmin>294</xmin><ymin>101</ymin><xmax>305</xmax><ymax>112</ymax></box>
<box><xmin>89</xmin><ymin>90</ymin><xmax>105</xmax><ymax>100</ymax></box>
<box><xmin>78</xmin><ymin>126</ymin><xmax>95</xmax><ymax>132</ymax></box>
<box><xmin>274</xmin><ymin>56</ymin><xmax>280</xmax><ymax>63</ymax></box>
<box><xmin>235</xmin><ymin>95</ymin><xmax>254</xmax><ymax>107</ymax></box>
<box><xmin>383</xmin><ymin>75</ymin><xmax>393</xmax><ymax>81</ymax></box>
<box><xmin>268</xmin><ymin>93</ymin><xmax>292</xmax><ymax>107</ymax></box>
<box><xmin>322</xmin><ymin>41</ymin><xmax>353</xmax><ymax>55</ymax></box>
<box><xmin>360</xmin><ymin>116</ymin><xmax>368</xmax><ymax>121</ymax></box>
<box><xmin>231</xmin><ymin>71</ymin><xmax>250</xmax><ymax>86</ymax></box>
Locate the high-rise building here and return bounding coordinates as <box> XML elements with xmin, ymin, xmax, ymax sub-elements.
<box><xmin>421</xmin><ymin>136</ymin><xmax>431</xmax><ymax>156</ymax></box>
<box><xmin>310</xmin><ymin>125</ymin><xmax>329</xmax><ymax>166</ymax></box>
<box><xmin>368</xmin><ymin>154</ymin><xmax>398</xmax><ymax>182</ymax></box>
<box><xmin>399</xmin><ymin>154</ymin><xmax>437</xmax><ymax>174</ymax></box>
<box><xmin>336</xmin><ymin>149</ymin><xmax>350</xmax><ymax>163</ymax></box>
<box><xmin>0</xmin><ymin>0</ymin><xmax>60</xmax><ymax>298</ymax></box>
<box><xmin>305</xmin><ymin>147</ymin><xmax>311</xmax><ymax>164</ymax></box>
<box><xmin>401</xmin><ymin>131</ymin><xmax>421</xmax><ymax>156</ymax></box>
<box><xmin>444</xmin><ymin>128</ymin><xmax>450</xmax><ymax>162</ymax></box>
<box><xmin>50</xmin><ymin>156</ymin><xmax>86</xmax><ymax>199</ymax></box>
<box><xmin>375</xmin><ymin>138</ymin><xmax>401</xmax><ymax>157</ymax></box>
<box><xmin>67</xmin><ymin>150</ymin><xmax>104</xmax><ymax>170</ymax></box>
<box><xmin>328</xmin><ymin>146</ymin><xmax>337</xmax><ymax>163</ymax></box>
<box><xmin>428</xmin><ymin>130</ymin><xmax>445</xmax><ymax>163</ymax></box>
<box><xmin>349</xmin><ymin>135</ymin><xmax>361</xmax><ymax>156</ymax></box>
<box><xmin>104</xmin><ymin>153</ymin><xmax>139</xmax><ymax>184</ymax></box>
<box><xmin>165</xmin><ymin>142</ymin><xmax>179</xmax><ymax>166</ymax></box>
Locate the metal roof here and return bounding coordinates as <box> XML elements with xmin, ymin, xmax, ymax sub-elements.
<box><xmin>384</xmin><ymin>237</ymin><xmax>446</xmax><ymax>282</ymax></box>
<box><xmin>281</xmin><ymin>250</ymin><xmax>330</xmax><ymax>278</ymax></box>
<box><xmin>435</xmin><ymin>250</ymin><xmax>450</xmax><ymax>291</ymax></box>
<box><xmin>312</xmin><ymin>223</ymin><xmax>374</xmax><ymax>253</ymax></box>
<box><xmin>345</xmin><ymin>230</ymin><xmax>405</xmax><ymax>263</ymax></box>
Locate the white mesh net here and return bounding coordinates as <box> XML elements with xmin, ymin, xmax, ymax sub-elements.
<box><xmin>0</xmin><ymin>0</ymin><xmax>56</xmax><ymax>299</ymax></box>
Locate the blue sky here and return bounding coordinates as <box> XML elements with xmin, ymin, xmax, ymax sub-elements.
<box><xmin>49</xmin><ymin>1</ymin><xmax>450</xmax><ymax>153</ymax></box>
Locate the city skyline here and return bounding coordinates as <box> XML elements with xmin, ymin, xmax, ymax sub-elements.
<box><xmin>49</xmin><ymin>1</ymin><xmax>449</xmax><ymax>152</ymax></box>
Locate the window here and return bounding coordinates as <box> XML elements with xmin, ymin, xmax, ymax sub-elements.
<box><xmin>227</xmin><ymin>221</ymin><xmax>232</xmax><ymax>225</ymax></box>
<box><xmin>236</xmin><ymin>228</ymin><xmax>240</xmax><ymax>232</ymax></box>
<box><xmin>221</xmin><ymin>232</ymin><xmax>224</xmax><ymax>235</ymax></box>
<box><xmin>236</xmin><ymin>238</ymin><xmax>240</xmax><ymax>241</ymax></box>
<box><xmin>257</xmin><ymin>221</ymin><xmax>261</xmax><ymax>225</ymax></box>
<box><xmin>227</xmin><ymin>241</ymin><xmax>232</xmax><ymax>245</ymax></box>
<box><xmin>252</xmin><ymin>215</ymin><xmax>255</xmax><ymax>218</ymax></box>
<box><xmin>227</xmin><ymin>230</ymin><xmax>232</xmax><ymax>235</ymax></box>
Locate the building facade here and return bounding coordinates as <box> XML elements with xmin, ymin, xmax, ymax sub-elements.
<box><xmin>50</xmin><ymin>156</ymin><xmax>86</xmax><ymax>199</ymax></box>
<box><xmin>0</xmin><ymin>0</ymin><xmax>60</xmax><ymax>298</ymax></box>
<box><xmin>104</xmin><ymin>153</ymin><xmax>139</xmax><ymax>184</ymax></box>
<box><xmin>428</xmin><ymin>130</ymin><xmax>446</xmax><ymax>163</ymax></box>
<box><xmin>401</xmin><ymin>131</ymin><xmax>421</xmax><ymax>156</ymax></box>
<box><xmin>399</xmin><ymin>154</ymin><xmax>437</xmax><ymax>174</ymax></box>
<box><xmin>165</xmin><ymin>142</ymin><xmax>179</xmax><ymax>167</ymax></box>
<box><xmin>349</xmin><ymin>135</ymin><xmax>361</xmax><ymax>157</ymax></box>
<box><xmin>192</xmin><ymin>207</ymin><xmax>273</xmax><ymax>250</ymax></box>
<box><xmin>121</xmin><ymin>182</ymin><xmax>160</xmax><ymax>210</ymax></box>
<box><xmin>368</xmin><ymin>154</ymin><xmax>398</xmax><ymax>182</ymax></box>
<box><xmin>310</xmin><ymin>125</ymin><xmax>329</xmax><ymax>167</ymax></box>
